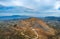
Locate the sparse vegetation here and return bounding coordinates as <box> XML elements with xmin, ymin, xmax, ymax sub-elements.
<box><xmin>0</xmin><ymin>18</ymin><xmax>60</xmax><ymax>39</ymax></box>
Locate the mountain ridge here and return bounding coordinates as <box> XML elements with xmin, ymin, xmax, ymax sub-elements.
<box><xmin>0</xmin><ymin>15</ymin><xmax>31</xmax><ymax>21</ymax></box>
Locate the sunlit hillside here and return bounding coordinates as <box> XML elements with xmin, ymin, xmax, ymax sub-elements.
<box><xmin>0</xmin><ymin>18</ymin><xmax>60</xmax><ymax>39</ymax></box>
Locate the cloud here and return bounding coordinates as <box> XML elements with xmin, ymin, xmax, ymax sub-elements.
<box><xmin>11</xmin><ymin>0</ymin><xmax>24</xmax><ymax>6</ymax></box>
<box><xmin>0</xmin><ymin>0</ymin><xmax>57</xmax><ymax>9</ymax></box>
<box><xmin>54</xmin><ymin>1</ymin><xmax>60</xmax><ymax>10</ymax></box>
<box><xmin>0</xmin><ymin>11</ymin><xmax>60</xmax><ymax>17</ymax></box>
<box><xmin>0</xmin><ymin>0</ymin><xmax>24</xmax><ymax>6</ymax></box>
<box><xmin>0</xmin><ymin>0</ymin><xmax>60</xmax><ymax>17</ymax></box>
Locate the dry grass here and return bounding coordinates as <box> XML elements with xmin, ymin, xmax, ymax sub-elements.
<box><xmin>0</xmin><ymin>18</ymin><xmax>60</xmax><ymax>39</ymax></box>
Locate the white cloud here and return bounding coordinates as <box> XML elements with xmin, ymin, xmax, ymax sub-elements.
<box><xmin>0</xmin><ymin>0</ymin><xmax>24</xmax><ymax>6</ymax></box>
<box><xmin>0</xmin><ymin>0</ymin><xmax>60</xmax><ymax>11</ymax></box>
<box><xmin>0</xmin><ymin>0</ymin><xmax>56</xmax><ymax>9</ymax></box>
<box><xmin>11</xmin><ymin>0</ymin><xmax>24</xmax><ymax>6</ymax></box>
<box><xmin>54</xmin><ymin>1</ymin><xmax>60</xmax><ymax>10</ymax></box>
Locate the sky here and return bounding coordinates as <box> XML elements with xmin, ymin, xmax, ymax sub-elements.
<box><xmin>0</xmin><ymin>0</ymin><xmax>60</xmax><ymax>17</ymax></box>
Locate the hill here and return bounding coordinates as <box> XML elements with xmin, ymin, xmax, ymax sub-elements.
<box><xmin>0</xmin><ymin>15</ymin><xmax>30</xmax><ymax>21</ymax></box>
<box><xmin>0</xmin><ymin>17</ymin><xmax>60</xmax><ymax>39</ymax></box>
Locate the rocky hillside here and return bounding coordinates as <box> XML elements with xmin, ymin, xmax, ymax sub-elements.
<box><xmin>18</xmin><ymin>18</ymin><xmax>56</xmax><ymax>35</ymax></box>
<box><xmin>0</xmin><ymin>18</ymin><xmax>60</xmax><ymax>39</ymax></box>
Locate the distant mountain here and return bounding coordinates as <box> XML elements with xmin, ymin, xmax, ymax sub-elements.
<box><xmin>42</xmin><ymin>16</ymin><xmax>60</xmax><ymax>21</ymax></box>
<box><xmin>0</xmin><ymin>5</ymin><xmax>36</xmax><ymax>13</ymax></box>
<box><xmin>0</xmin><ymin>15</ymin><xmax>60</xmax><ymax>21</ymax></box>
<box><xmin>0</xmin><ymin>15</ymin><xmax>30</xmax><ymax>21</ymax></box>
<box><xmin>45</xmin><ymin>16</ymin><xmax>58</xmax><ymax>20</ymax></box>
